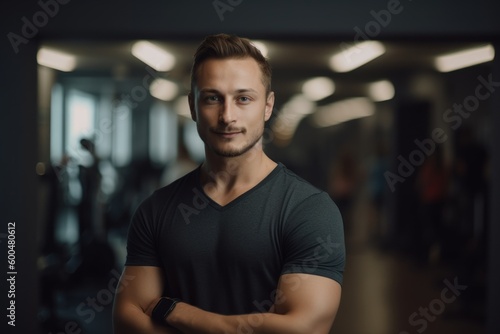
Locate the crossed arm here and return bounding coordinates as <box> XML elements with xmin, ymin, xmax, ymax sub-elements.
<box><xmin>113</xmin><ymin>265</ymin><xmax>342</xmax><ymax>334</ymax></box>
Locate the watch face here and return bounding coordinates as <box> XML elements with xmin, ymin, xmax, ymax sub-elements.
<box><xmin>152</xmin><ymin>298</ymin><xmax>177</xmax><ymax>323</ymax></box>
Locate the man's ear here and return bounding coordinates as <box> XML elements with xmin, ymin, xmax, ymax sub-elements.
<box><xmin>264</xmin><ymin>91</ymin><xmax>275</xmax><ymax>121</ymax></box>
<box><xmin>188</xmin><ymin>92</ymin><xmax>196</xmax><ymax>121</ymax></box>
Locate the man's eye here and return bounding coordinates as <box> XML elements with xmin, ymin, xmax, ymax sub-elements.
<box><xmin>238</xmin><ymin>96</ymin><xmax>251</xmax><ymax>103</ymax></box>
<box><xmin>205</xmin><ymin>96</ymin><xmax>220</xmax><ymax>103</ymax></box>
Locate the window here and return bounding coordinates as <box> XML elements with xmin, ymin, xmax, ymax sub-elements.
<box><xmin>149</xmin><ymin>101</ymin><xmax>177</xmax><ymax>165</ymax></box>
<box><xmin>112</xmin><ymin>103</ymin><xmax>132</xmax><ymax>167</ymax></box>
<box><xmin>50</xmin><ymin>83</ymin><xmax>64</xmax><ymax>163</ymax></box>
<box><xmin>65</xmin><ymin>89</ymin><xmax>96</xmax><ymax>165</ymax></box>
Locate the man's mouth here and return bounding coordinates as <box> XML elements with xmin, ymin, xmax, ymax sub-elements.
<box><xmin>213</xmin><ymin>128</ymin><xmax>244</xmax><ymax>137</ymax></box>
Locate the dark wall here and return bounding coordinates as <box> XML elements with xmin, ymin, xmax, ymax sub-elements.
<box><xmin>487</xmin><ymin>42</ymin><xmax>500</xmax><ymax>334</ymax></box>
<box><xmin>4</xmin><ymin>0</ymin><xmax>500</xmax><ymax>42</ymax></box>
<box><xmin>0</xmin><ymin>33</ymin><xmax>39</xmax><ymax>334</ymax></box>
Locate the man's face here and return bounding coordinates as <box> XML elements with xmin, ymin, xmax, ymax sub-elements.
<box><xmin>189</xmin><ymin>57</ymin><xmax>274</xmax><ymax>158</ymax></box>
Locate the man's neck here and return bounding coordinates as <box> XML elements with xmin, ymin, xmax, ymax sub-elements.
<box><xmin>200</xmin><ymin>147</ymin><xmax>277</xmax><ymax>206</ymax></box>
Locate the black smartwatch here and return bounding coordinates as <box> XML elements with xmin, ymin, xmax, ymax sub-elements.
<box><xmin>151</xmin><ymin>297</ymin><xmax>178</xmax><ymax>325</ymax></box>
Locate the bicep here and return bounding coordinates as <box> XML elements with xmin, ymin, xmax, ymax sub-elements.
<box><xmin>113</xmin><ymin>266</ymin><xmax>165</xmax><ymax>331</ymax></box>
<box><xmin>115</xmin><ymin>266</ymin><xmax>164</xmax><ymax>310</ymax></box>
<box><xmin>274</xmin><ymin>273</ymin><xmax>342</xmax><ymax>333</ymax></box>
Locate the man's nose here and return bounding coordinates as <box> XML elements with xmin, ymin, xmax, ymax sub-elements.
<box><xmin>219</xmin><ymin>100</ymin><xmax>236</xmax><ymax>124</ymax></box>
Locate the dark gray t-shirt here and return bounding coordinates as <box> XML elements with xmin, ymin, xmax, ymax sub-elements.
<box><xmin>126</xmin><ymin>163</ymin><xmax>345</xmax><ymax>315</ymax></box>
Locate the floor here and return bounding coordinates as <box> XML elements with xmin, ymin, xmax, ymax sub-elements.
<box><xmin>39</xmin><ymin>196</ymin><xmax>486</xmax><ymax>334</ymax></box>
<box><xmin>331</xmin><ymin>193</ymin><xmax>485</xmax><ymax>334</ymax></box>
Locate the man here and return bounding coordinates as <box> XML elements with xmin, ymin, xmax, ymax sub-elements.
<box><xmin>113</xmin><ymin>33</ymin><xmax>345</xmax><ymax>334</ymax></box>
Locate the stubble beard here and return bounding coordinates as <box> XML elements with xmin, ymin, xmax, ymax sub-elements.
<box><xmin>205</xmin><ymin>126</ymin><xmax>265</xmax><ymax>158</ymax></box>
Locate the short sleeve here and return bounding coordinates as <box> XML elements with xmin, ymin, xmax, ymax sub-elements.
<box><xmin>125</xmin><ymin>196</ymin><xmax>162</xmax><ymax>267</ymax></box>
<box><xmin>281</xmin><ymin>192</ymin><xmax>345</xmax><ymax>285</ymax></box>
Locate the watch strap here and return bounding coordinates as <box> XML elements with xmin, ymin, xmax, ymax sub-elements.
<box><xmin>151</xmin><ymin>297</ymin><xmax>178</xmax><ymax>324</ymax></box>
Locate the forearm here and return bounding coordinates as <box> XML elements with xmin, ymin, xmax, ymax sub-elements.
<box><xmin>167</xmin><ymin>302</ymin><xmax>327</xmax><ymax>334</ymax></box>
<box><xmin>113</xmin><ymin>303</ymin><xmax>182</xmax><ymax>334</ymax></box>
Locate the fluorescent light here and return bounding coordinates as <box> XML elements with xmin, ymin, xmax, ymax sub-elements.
<box><xmin>329</xmin><ymin>41</ymin><xmax>385</xmax><ymax>72</ymax></box>
<box><xmin>302</xmin><ymin>77</ymin><xmax>335</xmax><ymax>101</ymax></box>
<box><xmin>251</xmin><ymin>41</ymin><xmax>268</xmax><ymax>57</ymax></box>
<box><xmin>37</xmin><ymin>48</ymin><xmax>76</xmax><ymax>72</ymax></box>
<box><xmin>313</xmin><ymin>97</ymin><xmax>374</xmax><ymax>127</ymax></box>
<box><xmin>285</xmin><ymin>94</ymin><xmax>316</xmax><ymax>115</ymax></box>
<box><xmin>150</xmin><ymin>78</ymin><xmax>178</xmax><ymax>101</ymax></box>
<box><xmin>434</xmin><ymin>44</ymin><xmax>495</xmax><ymax>72</ymax></box>
<box><xmin>368</xmin><ymin>80</ymin><xmax>395</xmax><ymax>102</ymax></box>
<box><xmin>132</xmin><ymin>41</ymin><xmax>176</xmax><ymax>71</ymax></box>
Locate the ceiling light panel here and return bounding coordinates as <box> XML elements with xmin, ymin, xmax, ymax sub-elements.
<box><xmin>131</xmin><ymin>41</ymin><xmax>176</xmax><ymax>72</ymax></box>
<box><xmin>150</xmin><ymin>78</ymin><xmax>178</xmax><ymax>101</ymax></box>
<box><xmin>329</xmin><ymin>41</ymin><xmax>385</xmax><ymax>72</ymax></box>
<box><xmin>434</xmin><ymin>44</ymin><xmax>495</xmax><ymax>72</ymax></box>
<box><xmin>302</xmin><ymin>77</ymin><xmax>335</xmax><ymax>101</ymax></box>
<box><xmin>368</xmin><ymin>80</ymin><xmax>395</xmax><ymax>102</ymax></box>
<box><xmin>313</xmin><ymin>97</ymin><xmax>375</xmax><ymax>127</ymax></box>
<box><xmin>37</xmin><ymin>48</ymin><xmax>76</xmax><ymax>72</ymax></box>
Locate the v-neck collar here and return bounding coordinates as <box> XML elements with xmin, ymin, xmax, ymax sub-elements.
<box><xmin>193</xmin><ymin>162</ymin><xmax>283</xmax><ymax>210</ymax></box>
